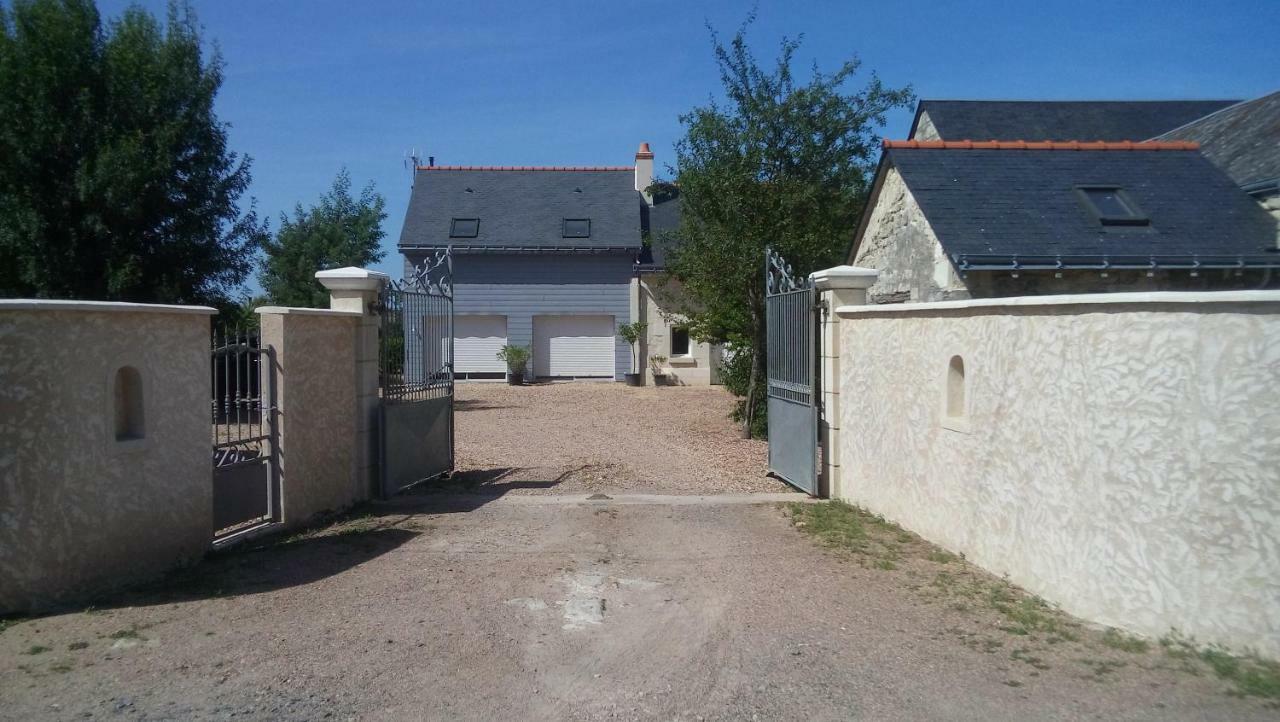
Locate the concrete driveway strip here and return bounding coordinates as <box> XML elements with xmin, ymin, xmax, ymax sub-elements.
<box><xmin>2</xmin><ymin>493</ymin><xmax>1268</xmax><ymax>721</ymax></box>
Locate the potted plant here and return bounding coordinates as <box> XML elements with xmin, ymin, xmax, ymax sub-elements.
<box><xmin>649</xmin><ymin>355</ymin><xmax>668</xmax><ymax>385</ymax></box>
<box><xmin>617</xmin><ymin>321</ymin><xmax>648</xmax><ymax>386</ymax></box>
<box><xmin>496</xmin><ymin>344</ymin><xmax>530</xmax><ymax>385</ymax></box>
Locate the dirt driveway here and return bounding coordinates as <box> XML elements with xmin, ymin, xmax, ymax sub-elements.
<box><xmin>0</xmin><ymin>383</ymin><xmax>1274</xmax><ymax>719</ymax></box>
<box><xmin>451</xmin><ymin>381</ymin><xmax>789</xmax><ymax>495</ymax></box>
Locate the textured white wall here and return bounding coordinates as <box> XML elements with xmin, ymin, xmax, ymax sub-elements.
<box><xmin>834</xmin><ymin>293</ymin><xmax>1280</xmax><ymax>656</ymax></box>
<box><xmin>0</xmin><ymin>302</ymin><xmax>215</xmax><ymax>611</ymax></box>
<box><xmin>639</xmin><ymin>275</ymin><xmax>720</xmax><ymax>385</ymax></box>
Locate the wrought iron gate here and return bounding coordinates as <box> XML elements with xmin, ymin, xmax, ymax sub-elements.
<box><xmin>378</xmin><ymin>249</ymin><xmax>455</xmax><ymax>496</ymax></box>
<box><xmin>211</xmin><ymin>328</ymin><xmax>278</xmax><ymax>541</ymax></box>
<box><xmin>765</xmin><ymin>247</ymin><xmax>819</xmax><ymax>494</ymax></box>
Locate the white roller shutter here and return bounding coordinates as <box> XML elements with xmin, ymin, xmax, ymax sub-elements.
<box><xmin>454</xmin><ymin>315</ymin><xmax>507</xmax><ymax>373</ymax></box>
<box><xmin>532</xmin><ymin>315</ymin><xmax>615</xmax><ymax>377</ymax></box>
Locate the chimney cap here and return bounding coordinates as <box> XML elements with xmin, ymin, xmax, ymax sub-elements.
<box><xmin>635</xmin><ymin>142</ymin><xmax>654</xmax><ymax>159</ymax></box>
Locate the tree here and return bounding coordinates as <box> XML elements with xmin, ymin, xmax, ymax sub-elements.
<box><xmin>661</xmin><ymin>17</ymin><xmax>913</xmax><ymax>437</ymax></box>
<box><xmin>0</xmin><ymin>0</ymin><xmax>266</xmax><ymax>304</ymax></box>
<box><xmin>259</xmin><ymin>169</ymin><xmax>387</xmax><ymax>308</ymax></box>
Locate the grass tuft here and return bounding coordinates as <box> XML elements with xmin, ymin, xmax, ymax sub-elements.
<box><xmin>1101</xmin><ymin>628</ymin><xmax>1149</xmax><ymax>653</ymax></box>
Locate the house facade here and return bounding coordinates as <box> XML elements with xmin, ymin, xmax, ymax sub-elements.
<box><xmin>397</xmin><ymin>143</ymin><xmax>719</xmax><ymax>383</ymax></box>
<box><xmin>851</xmin><ymin>97</ymin><xmax>1280</xmax><ymax>303</ymax></box>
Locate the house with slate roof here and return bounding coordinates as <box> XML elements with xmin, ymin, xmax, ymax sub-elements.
<box><xmin>398</xmin><ymin>143</ymin><xmax>719</xmax><ymax>384</ymax></box>
<box><xmin>850</xmin><ymin>96</ymin><xmax>1280</xmax><ymax>303</ymax></box>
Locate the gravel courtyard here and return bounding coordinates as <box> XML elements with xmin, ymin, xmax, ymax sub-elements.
<box><xmin>449</xmin><ymin>381</ymin><xmax>790</xmax><ymax>495</ymax></box>
<box><xmin>1</xmin><ymin>383</ymin><xmax>1274</xmax><ymax>720</ymax></box>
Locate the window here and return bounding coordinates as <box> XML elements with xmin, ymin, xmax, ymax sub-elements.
<box><xmin>1075</xmin><ymin>186</ymin><xmax>1149</xmax><ymax>226</ymax></box>
<box><xmin>450</xmin><ymin>218</ymin><xmax>479</xmax><ymax>238</ymax></box>
<box><xmin>113</xmin><ymin>366</ymin><xmax>145</xmax><ymax>442</ymax></box>
<box><xmin>562</xmin><ymin>218</ymin><xmax>591</xmax><ymax>238</ymax></box>
<box><xmin>671</xmin><ymin>327</ymin><xmax>690</xmax><ymax>357</ymax></box>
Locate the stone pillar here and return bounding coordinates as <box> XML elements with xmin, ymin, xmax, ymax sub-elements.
<box><xmin>809</xmin><ymin>265</ymin><xmax>878</xmax><ymax>499</ymax></box>
<box><xmin>316</xmin><ymin>267</ymin><xmax>389</xmax><ymax>501</ymax></box>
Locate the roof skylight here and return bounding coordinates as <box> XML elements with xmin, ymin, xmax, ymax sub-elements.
<box><xmin>450</xmin><ymin>218</ymin><xmax>479</xmax><ymax>238</ymax></box>
<box><xmin>562</xmin><ymin>218</ymin><xmax>591</xmax><ymax>238</ymax></box>
<box><xmin>1076</xmin><ymin>186</ymin><xmax>1149</xmax><ymax>227</ymax></box>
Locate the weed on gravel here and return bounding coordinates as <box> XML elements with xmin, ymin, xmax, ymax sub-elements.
<box><xmin>1162</xmin><ymin>634</ymin><xmax>1280</xmax><ymax>700</ymax></box>
<box><xmin>787</xmin><ymin>500</ymin><xmax>1280</xmax><ymax>703</ymax></box>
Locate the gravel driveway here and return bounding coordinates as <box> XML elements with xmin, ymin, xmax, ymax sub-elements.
<box><xmin>1</xmin><ymin>382</ymin><xmax>1272</xmax><ymax>719</ymax></box>
<box><xmin>449</xmin><ymin>381</ymin><xmax>790</xmax><ymax>495</ymax></box>
<box><xmin>0</xmin><ymin>497</ymin><xmax>1270</xmax><ymax>721</ymax></box>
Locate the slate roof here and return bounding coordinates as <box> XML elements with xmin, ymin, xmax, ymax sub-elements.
<box><xmin>880</xmin><ymin>143</ymin><xmax>1280</xmax><ymax>268</ymax></box>
<box><xmin>1156</xmin><ymin>91</ymin><xmax>1280</xmax><ymax>190</ymax></box>
<box><xmin>636</xmin><ymin>194</ymin><xmax>681</xmax><ymax>270</ymax></box>
<box><xmin>912</xmin><ymin>100</ymin><xmax>1240</xmax><ymax>142</ymax></box>
<box><xmin>397</xmin><ymin>167</ymin><xmax>643</xmax><ymax>250</ymax></box>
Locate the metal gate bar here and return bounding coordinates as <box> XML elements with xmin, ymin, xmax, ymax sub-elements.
<box><xmin>378</xmin><ymin>249</ymin><xmax>455</xmax><ymax>496</ymax></box>
<box><xmin>765</xmin><ymin>247</ymin><xmax>819</xmax><ymax>494</ymax></box>
<box><xmin>211</xmin><ymin>327</ymin><xmax>277</xmax><ymax>539</ymax></box>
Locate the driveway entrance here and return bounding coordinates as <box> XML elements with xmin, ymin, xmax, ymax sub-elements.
<box><xmin>450</xmin><ymin>382</ymin><xmax>789</xmax><ymax>495</ymax></box>
<box><xmin>0</xmin><ymin>385</ymin><xmax>1272</xmax><ymax>720</ymax></box>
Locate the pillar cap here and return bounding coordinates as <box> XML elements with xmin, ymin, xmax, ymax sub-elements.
<box><xmin>315</xmin><ymin>266</ymin><xmax>389</xmax><ymax>292</ymax></box>
<box><xmin>810</xmin><ymin>265</ymin><xmax>878</xmax><ymax>291</ymax></box>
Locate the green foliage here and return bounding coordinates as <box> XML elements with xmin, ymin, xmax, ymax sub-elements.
<box><xmin>661</xmin><ymin>14</ymin><xmax>912</xmax><ymax>434</ymax></box>
<box><xmin>381</xmin><ymin>319</ymin><xmax>405</xmax><ymax>375</ymax></box>
<box><xmin>617</xmin><ymin>321</ymin><xmax>648</xmax><ymax>373</ymax></box>
<box><xmin>260</xmin><ymin>168</ymin><xmax>386</xmax><ymax>307</ymax></box>
<box><xmin>1101</xmin><ymin>628</ymin><xmax>1150</xmax><ymax>653</ymax></box>
<box><xmin>0</xmin><ymin>0</ymin><xmax>266</xmax><ymax>304</ymax></box>
<box><xmin>718</xmin><ymin>346</ymin><xmax>766</xmax><ymax>437</ymax></box>
<box><xmin>496</xmin><ymin>344</ymin><xmax>530</xmax><ymax>374</ymax></box>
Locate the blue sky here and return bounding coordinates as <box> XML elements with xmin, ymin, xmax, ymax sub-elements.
<box><xmin>97</xmin><ymin>0</ymin><xmax>1279</xmax><ymax>286</ymax></box>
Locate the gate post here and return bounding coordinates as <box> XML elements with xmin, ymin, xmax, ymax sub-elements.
<box><xmin>316</xmin><ymin>267</ymin><xmax>389</xmax><ymax>500</ymax></box>
<box><xmin>809</xmin><ymin>265</ymin><xmax>878</xmax><ymax>499</ymax></box>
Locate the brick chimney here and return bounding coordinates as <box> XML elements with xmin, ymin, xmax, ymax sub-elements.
<box><xmin>635</xmin><ymin>142</ymin><xmax>654</xmax><ymax>205</ymax></box>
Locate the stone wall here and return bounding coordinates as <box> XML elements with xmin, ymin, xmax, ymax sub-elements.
<box><xmin>912</xmin><ymin>111</ymin><xmax>941</xmax><ymax>141</ymax></box>
<box><xmin>832</xmin><ymin>291</ymin><xmax>1280</xmax><ymax>656</ymax></box>
<box><xmin>851</xmin><ymin>167</ymin><xmax>969</xmax><ymax>304</ymax></box>
<box><xmin>0</xmin><ymin>301</ymin><xmax>216</xmax><ymax>611</ymax></box>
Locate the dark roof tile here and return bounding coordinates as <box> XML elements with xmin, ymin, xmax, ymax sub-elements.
<box><xmin>914</xmin><ymin>100</ymin><xmax>1240</xmax><ymax>142</ymax></box>
<box><xmin>398</xmin><ymin>168</ymin><xmax>642</xmax><ymax>250</ymax></box>
<box><xmin>887</xmin><ymin>146</ymin><xmax>1278</xmax><ymax>264</ymax></box>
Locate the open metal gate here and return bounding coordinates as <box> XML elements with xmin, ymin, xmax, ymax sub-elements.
<box><xmin>211</xmin><ymin>328</ymin><xmax>278</xmax><ymax>541</ymax></box>
<box><xmin>765</xmin><ymin>247</ymin><xmax>819</xmax><ymax>495</ymax></box>
<box><xmin>378</xmin><ymin>249</ymin><xmax>455</xmax><ymax>496</ymax></box>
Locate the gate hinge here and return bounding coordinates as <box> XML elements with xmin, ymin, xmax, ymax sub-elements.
<box><xmin>815</xmin><ymin>297</ymin><xmax>829</xmax><ymax>317</ymax></box>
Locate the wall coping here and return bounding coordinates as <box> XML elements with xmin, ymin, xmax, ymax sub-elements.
<box><xmin>835</xmin><ymin>290</ymin><xmax>1280</xmax><ymax>317</ymax></box>
<box><xmin>316</xmin><ymin>266</ymin><xmax>389</xmax><ymax>292</ymax></box>
<box><xmin>255</xmin><ymin>306</ymin><xmax>363</xmax><ymax>317</ymax></box>
<box><xmin>810</xmin><ymin>265</ymin><xmax>879</xmax><ymax>291</ymax></box>
<box><xmin>0</xmin><ymin>299</ymin><xmax>217</xmax><ymax>315</ymax></box>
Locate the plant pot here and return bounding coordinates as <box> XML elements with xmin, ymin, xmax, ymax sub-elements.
<box><xmin>507</xmin><ymin>372</ymin><xmax>524</xmax><ymax>386</ymax></box>
<box><xmin>624</xmin><ymin>373</ymin><xmax>643</xmax><ymax>387</ymax></box>
<box><xmin>652</xmin><ymin>374</ymin><xmax>668</xmax><ymax>386</ymax></box>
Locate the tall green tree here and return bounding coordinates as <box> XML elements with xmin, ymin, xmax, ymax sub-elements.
<box><xmin>0</xmin><ymin>0</ymin><xmax>265</xmax><ymax>304</ymax></box>
<box><xmin>662</xmin><ymin>17</ymin><xmax>913</xmax><ymax>436</ymax></box>
<box><xmin>260</xmin><ymin>169</ymin><xmax>387</xmax><ymax>308</ymax></box>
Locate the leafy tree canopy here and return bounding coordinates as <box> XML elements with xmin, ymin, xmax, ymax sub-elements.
<box><xmin>0</xmin><ymin>0</ymin><xmax>265</xmax><ymax>304</ymax></box>
<box><xmin>259</xmin><ymin>168</ymin><xmax>387</xmax><ymax>308</ymax></box>
<box><xmin>661</xmin><ymin>15</ymin><xmax>913</xmax><ymax>435</ymax></box>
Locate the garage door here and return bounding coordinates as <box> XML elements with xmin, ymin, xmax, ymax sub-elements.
<box><xmin>454</xmin><ymin>315</ymin><xmax>507</xmax><ymax>374</ymax></box>
<box><xmin>532</xmin><ymin>315</ymin><xmax>616</xmax><ymax>377</ymax></box>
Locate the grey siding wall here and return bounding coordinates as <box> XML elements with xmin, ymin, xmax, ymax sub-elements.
<box><xmin>404</xmin><ymin>252</ymin><xmax>633</xmax><ymax>379</ymax></box>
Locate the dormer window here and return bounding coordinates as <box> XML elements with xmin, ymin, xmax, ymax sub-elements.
<box><xmin>562</xmin><ymin>218</ymin><xmax>591</xmax><ymax>238</ymax></box>
<box><xmin>1075</xmin><ymin>186</ymin><xmax>1149</xmax><ymax>227</ymax></box>
<box><xmin>450</xmin><ymin>218</ymin><xmax>479</xmax><ymax>238</ymax></box>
